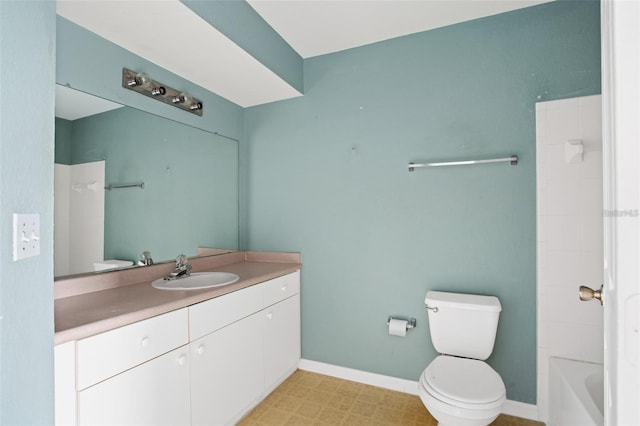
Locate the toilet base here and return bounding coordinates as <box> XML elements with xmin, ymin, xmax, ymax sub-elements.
<box><xmin>419</xmin><ymin>388</ymin><xmax>502</xmax><ymax>426</ymax></box>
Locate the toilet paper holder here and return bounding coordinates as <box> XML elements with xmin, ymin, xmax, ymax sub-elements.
<box><xmin>387</xmin><ymin>316</ymin><xmax>417</xmax><ymax>330</ymax></box>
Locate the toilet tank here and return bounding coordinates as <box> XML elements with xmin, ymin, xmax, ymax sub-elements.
<box><xmin>425</xmin><ymin>291</ymin><xmax>502</xmax><ymax>360</ymax></box>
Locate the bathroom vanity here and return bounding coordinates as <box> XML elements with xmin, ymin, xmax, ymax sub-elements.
<box><xmin>54</xmin><ymin>252</ymin><xmax>301</xmax><ymax>425</ymax></box>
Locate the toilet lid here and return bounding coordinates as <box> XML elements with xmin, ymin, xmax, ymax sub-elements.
<box><xmin>423</xmin><ymin>356</ymin><xmax>505</xmax><ymax>404</ymax></box>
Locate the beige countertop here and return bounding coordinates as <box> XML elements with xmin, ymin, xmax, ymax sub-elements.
<box><xmin>54</xmin><ymin>251</ymin><xmax>301</xmax><ymax>345</ymax></box>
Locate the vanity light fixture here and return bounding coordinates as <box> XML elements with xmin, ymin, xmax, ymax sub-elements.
<box><xmin>122</xmin><ymin>68</ymin><xmax>203</xmax><ymax>116</ymax></box>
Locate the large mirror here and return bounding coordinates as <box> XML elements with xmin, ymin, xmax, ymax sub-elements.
<box><xmin>54</xmin><ymin>85</ymin><xmax>239</xmax><ymax>277</ymax></box>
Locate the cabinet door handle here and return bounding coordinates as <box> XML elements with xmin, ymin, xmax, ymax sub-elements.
<box><xmin>281</xmin><ymin>284</ymin><xmax>288</xmax><ymax>292</ymax></box>
<box><xmin>178</xmin><ymin>354</ymin><xmax>187</xmax><ymax>366</ymax></box>
<box><xmin>139</xmin><ymin>336</ymin><xmax>150</xmax><ymax>348</ymax></box>
<box><xmin>196</xmin><ymin>345</ymin><xmax>205</xmax><ymax>355</ymax></box>
<box><xmin>266</xmin><ymin>312</ymin><xmax>273</xmax><ymax>320</ymax></box>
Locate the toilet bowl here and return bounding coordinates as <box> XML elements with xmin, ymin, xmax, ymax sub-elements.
<box><xmin>419</xmin><ymin>355</ymin><xmax>505</xmax><ymax>426</ymax></box>
<box><xmin>419</xmin><ymin>291</ymin><xmax>505</xmax><ymax>426</ymax></box>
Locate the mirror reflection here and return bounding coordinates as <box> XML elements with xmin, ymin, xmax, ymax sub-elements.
<box><xmin>54</xmin><ymin>85</ymin><xmax>239</xmax><ymax>277</ymax></box>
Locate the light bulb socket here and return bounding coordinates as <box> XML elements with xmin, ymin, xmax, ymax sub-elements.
<box><xmin>151</xmin><ymin>86</ymin><xmax>166</xmax><ymax>96</ymax></box>
<box><xmin>172</xmin><ymin>95</ymin><xmax>185</xmax><ymax>104</ymax></box>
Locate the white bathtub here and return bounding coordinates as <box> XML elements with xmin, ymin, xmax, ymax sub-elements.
<box><xmin>549</xmin><ymin>357</ymin><xmax>604</xmax><ymax>426</ymax></box>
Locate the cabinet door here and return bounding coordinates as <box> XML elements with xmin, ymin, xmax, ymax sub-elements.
<box><xmin>190</xmin><ymin>312</ymin><xmax>264</xmax><ymax>426</ymax></box>
<box><xmin>77</xmin><ymin>346</ymin><xmax>190</xmax><ymax>426</ymax></box>
<box><xmin>263</xmin><ymin>294</ymin><xmax>301</xmax><ymax>391</ymax></box>
<box><xmin>55</xmin><ymin>341</ymin><xmax>76</xmax><ymax>426</ymax></box>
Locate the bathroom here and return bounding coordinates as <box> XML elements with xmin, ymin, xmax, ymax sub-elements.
<box><xmin>1</xmin><ymin>0</ymin><xmax>638</xmax><ymax>425</ymax></box>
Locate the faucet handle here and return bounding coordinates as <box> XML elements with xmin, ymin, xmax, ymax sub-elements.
<box><xmin>175</xmin><ymin>254</ymin><xmax>188</xmax><ymax>268</ymax></box>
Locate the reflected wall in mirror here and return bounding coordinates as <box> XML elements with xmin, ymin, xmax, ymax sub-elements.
<box><xmin>54</xmin><ymin>85</ymin><xmax>239</xmax><ymax>277</ymax></box>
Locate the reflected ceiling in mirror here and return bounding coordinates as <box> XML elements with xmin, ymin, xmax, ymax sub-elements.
<box><xmin>54</xmin><ymin>85</ymin><xmax>239</xmax><ymax>278</ymax></box>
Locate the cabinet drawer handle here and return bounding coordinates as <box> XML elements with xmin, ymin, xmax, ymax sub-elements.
<box><xmin>178</xmin><ymin>354</ymin><xmax>187</xmax><ymax>366</ymax></box>
<box><xmin>266</xmin><ymin>312</ymin><xmax>273</xmax><ymax>320</ymax></box>
<box><xmin>196</xmin><ymin>345</ymin><xmax>205</xmax><ymax>355</ymax></box>
<box><xmin>139</xmin><ymin>337</ymin><xmax>150</xmax><ymax>348</ymax></box>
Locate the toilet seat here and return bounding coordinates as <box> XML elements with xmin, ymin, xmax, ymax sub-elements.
<box><xmin>421</xmin><ymin>355</ymin><xmax>505</xmax><ymax>409</ymax></box>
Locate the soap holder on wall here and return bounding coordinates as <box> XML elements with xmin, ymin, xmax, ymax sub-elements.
<box><xmin>565</xmin><ymin>139</ymin><xmax>584</xmax><ymax>164</ymax></box>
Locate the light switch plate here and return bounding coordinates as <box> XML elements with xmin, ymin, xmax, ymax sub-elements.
<box><xmin>13</xmin><ymin>213</ymin><xmax>40</xmax><ymax>261</ymax></box>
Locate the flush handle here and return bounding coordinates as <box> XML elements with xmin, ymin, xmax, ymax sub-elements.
<box><xmin>579</xmin><ymin>284</ymin><xmax>604</xmax><ymax>306</ymax></box>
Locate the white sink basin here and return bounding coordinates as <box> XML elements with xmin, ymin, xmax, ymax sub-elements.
<box><xmin>152</xmin><ymin>272</ymin><xmax>240</xmax><ymax>290</ymax></box>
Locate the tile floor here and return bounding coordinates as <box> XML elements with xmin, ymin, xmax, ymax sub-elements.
<box><xmin>238</xmin><ymin>370</ymin><xmax>544</xmax><ymax>426</ymax></box>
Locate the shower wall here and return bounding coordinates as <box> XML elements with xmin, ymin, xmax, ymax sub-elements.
<box><xmin>535</xmin><ymin>95</ymin><xmax>603</xmax><ymax>421</ymax></box>
<box><xmin>54</xmin><ymin>160</ymin><xmax>105</xmax><ymax>276</ymax></box>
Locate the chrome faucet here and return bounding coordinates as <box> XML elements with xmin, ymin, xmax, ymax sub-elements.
<box><xmin>164</xmin><ymin>254</ymin><xmax>192</xmax><ymax>280</ymax></box>
<box><xmin>138</xmin><ymin>251</ymin><xmax>154</xmax><ymax>266</ymax></box>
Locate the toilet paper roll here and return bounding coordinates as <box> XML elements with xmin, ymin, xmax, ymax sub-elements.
<box><xmin>388</xmin><ymin>319</ymin><xmax>408</xmax><ymax>337</ymax></box>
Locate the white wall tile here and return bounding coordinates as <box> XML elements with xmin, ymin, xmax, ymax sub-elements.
<box><xmin>580</xmin><ymin>178</ymin><xmax>604</xmax><ymax>217</ymax></box>
<box><xmin>581</xmin><ymin>149</ymin><xmax>603</xmax><ymax>180</ymax></box>
<box><xmin>536</xmin><ymin>141</ymin><xmax>549</xmax><ymax>190</ymax></box>
<box><xmin>548</xmin><ymin>321</ymin><xmax>581</xmax><ymax>360</ymax></box>
<box><xmin>545</xmin><ymin>249</ymin><xmax>581</xmax><ymax>288</ymax></box>
<box><xmin>536</xmin><ymin>96</ymin><xmax>603</xmax><ymax>421</ymax></box>
<box><xmin>579</xmin><ymin>297</ymin><xmax>604</xmax><ymax>327</ymax></box>
<box><xmin>581</xmin><ymin>215</ymin><xmax>604</xmax><ymax>254</ymax></box>
<box><xmin>547</xmin><ymin>285</ymin><xmax>581</xmax><ymax>323</ymax></box>
<box><xmin>580</xmin><ymin>323</ymin><xmax>604</xmax><ymax>363</ymax></box>
<box><xmin>545</xmin><ymin>100</ymin><xmax>581</xmax><ymax>145</ymax></box>
<box><xmin>538</xmin><ymin>318</ymin><xmax>549</xmax><ymax>349</ymax></box>
<box><xmin>547</xmin><ymin>215</ymin><xmax>581</xmax><ymax>251</ymax></box>
<box><xmin>547</xmin><ymin>180</ymin><xmax>580</xmax><ymax>216</ymax></box>
<box><xmin>579</xmin><ymin>250</ymin><xmax>604</xmax><ymax>288</ymax></box>
<box><xmin>580</xmin><ymin>95</ymin><xmax>603</xmax><ymax>146</ymax></box>
<box><xmin>535</xmin><ymin>104</ymin><xmax>547</xmax><ymax>139</ymax></box>
<box><xmin>546</xmin><ymin>143</ymin><xmax>581</xmax><ymax>182</ymax></box>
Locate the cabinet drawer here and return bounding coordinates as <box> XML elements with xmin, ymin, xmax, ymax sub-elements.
<box><xmin>76</xmin><ymin>308</ymin><xmax>188</xmax><ymax>390</ymax></box>
<box><xmin>189</xmin><ymin>283</ymin><xmax>263</xmax><ymax>341</ymax></box>
<box><xmin>263</xmin><ymin>271</ymin><xmax>300</xmax><ymax>307</ymax></box>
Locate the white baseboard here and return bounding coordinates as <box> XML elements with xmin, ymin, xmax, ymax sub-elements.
<box><xmin>501</xmin><ymin>399</ymin><xmax>539</xmax><ymax>421</ymax></box>
<box><xmin>298</xmin><ymin>359</ymin><xmax>539</xmax><ymax>422</ymax></box>
<box><xmin>298</xmin><ymin>358</ymin><xmax>420</xmax><ymax>395</ymax></box>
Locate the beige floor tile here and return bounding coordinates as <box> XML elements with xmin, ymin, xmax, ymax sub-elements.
<box><xmin>240</xmin><ymin>370</ymin><xmax>545</xmax><ymax>426</ymax></box>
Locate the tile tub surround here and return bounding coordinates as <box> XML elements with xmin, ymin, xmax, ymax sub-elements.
<box><xmin>535</xmin><ymin>95</ymin><xmax>603</xmax><ymax>421</ymax></box>
<box><xmin>54</xmin><ymin>251</ymin><xmax>301</xmax><ymax>344</ymax></box>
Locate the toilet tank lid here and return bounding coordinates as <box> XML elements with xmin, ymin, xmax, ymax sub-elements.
<box><xmin>425</xmin><ymin>291</ymin><xmax>501</xmax><ymax>312</ymax></box>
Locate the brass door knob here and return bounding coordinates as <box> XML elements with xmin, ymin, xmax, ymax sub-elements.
<box><xmin>579</xmin><ymin>285</ymin><xmax>604</xmax><ymax>305</ymax></box>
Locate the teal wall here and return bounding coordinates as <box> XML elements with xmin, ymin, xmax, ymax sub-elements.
<box><xmin>243</xmin><ymin>1</ymin><xmax>601</xmax><ymax>404</ymax></box>
<box><xmin>0</xmin><ymin>1</ymin><xmax>56</xmax><ymax>424</ymax></box>
<box><xmin>67</xmin><ymin>107</ymin><xmax>238</xmax><ymax>263</ymax></box>
<box><xmin>55</xmin><ymin>118</ymin><xmax>72</xmax><ymax>165</ymax></box>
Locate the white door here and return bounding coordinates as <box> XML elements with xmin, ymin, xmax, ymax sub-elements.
<box><xmin>601</xmin><ymin>1</ymin><xmax>640</xmax><ymax>425</ymax></box>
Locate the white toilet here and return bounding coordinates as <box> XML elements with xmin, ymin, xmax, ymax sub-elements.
<box><xmin>419</xmin><ymin>291</ymin><xmax>506</xmax><ymax>426</ymax></box>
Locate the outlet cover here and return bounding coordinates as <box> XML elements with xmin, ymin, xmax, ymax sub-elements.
<box><xmin>13</xmin><ymin>213</ymin><xmax>40</xmax><ymax>261</ymax></box>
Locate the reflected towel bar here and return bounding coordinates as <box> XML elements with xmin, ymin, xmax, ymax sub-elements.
<box><xmin>105</xmin><ymin>182</ymin><xmax>145</xmax><ymax>191</ymax></box>
<box><xmin>408</xmin><ymin>155</ymin><xmax>518</xmax><ymax>171</ymax></box>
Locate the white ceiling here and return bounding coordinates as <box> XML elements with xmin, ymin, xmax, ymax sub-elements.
<box><xmin>57</xmin><ymin>0</ymin><xmax>551</xmax><ymax>108</ymax></box>
<box><xmin>247</xmin><ymin>0</ymin><xmax>551</xmax><ymax>59</ymax></box>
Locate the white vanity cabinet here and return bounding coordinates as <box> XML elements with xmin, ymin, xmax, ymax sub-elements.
<box><xmin>189</xmin><ymin>270</ymin><xmax>300</xmax><ymax>425</ymax></box>
<box><xmin>54</xmin><ymin>270</ymin><xmax>300</xmax><ymax>426</ymax></box>
<box><xmin>77</xmin><ymin>346</ymin><xmax>191</xmax><ymax>425</ymax></box>
<box><xmin>75</xmin><ymin>308</ymin><xmax>190</xmax><ymax>425</ymax></box>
